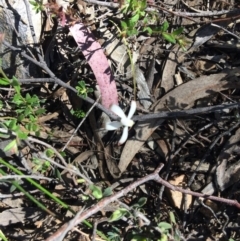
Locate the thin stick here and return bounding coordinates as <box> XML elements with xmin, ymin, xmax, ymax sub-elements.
<box><xmin>0</xmin><ymin>175</ymin><xmax>53</xmax><ymax>181</ymax></box>
<box><xmin>62</xmin><ymin>96</ymin><xmax>101</xmax><ymax>151</ymax></box>
<box><xmin>132</xmin><ymin>102</ymin><xmax>240</xmax><ymax>122</ymax></box>
<box><xmin>46</xmin><ymin>163</ymin><xmax>240</xmax><ymax>241</ymax></box>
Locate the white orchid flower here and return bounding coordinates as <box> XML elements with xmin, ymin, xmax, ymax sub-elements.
<box><xmin>105</xmin><ymin>101</ymin><xmax>137</xmax><ymax>145</ymax></box>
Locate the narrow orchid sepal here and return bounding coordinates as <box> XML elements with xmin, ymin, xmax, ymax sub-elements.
<box><xmin>105</xmin><ymin>121</ymin><xmax>123</xmax><ymax>131</ymax></box>
<box><xmin>127</xmin><ymin>100</ymin><xmax>137</xmax><ymax>119</ymax></box>
<box><xmin>110</xmin><ymin>104</ymin><xmax>127</xmax><ymax>119</ymax></box>
<box><xmin>118</xmin><ymin>126</ymin><xmax>129</xmax><ymax>145</ymax></box>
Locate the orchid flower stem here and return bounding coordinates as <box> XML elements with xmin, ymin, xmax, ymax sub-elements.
<box><xmin>123</xmin><ymin>37</ymin><xmax>136</xmax><ymax>101</ymax></box>
<box><xmin>110</xmin><ymin>20</ymin><xmax>137</xmax><ymax>100</ymax></box>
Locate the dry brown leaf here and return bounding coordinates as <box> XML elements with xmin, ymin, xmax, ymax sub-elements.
<box><xmin>0</xmin><ymin>207</ymin><xmax>42</xmax><ymax>226</ymax></box>
<box><xmin>72</xmin><ymin>150</ymin><xmax>94</xmax><ymax>164</ymax></box>
<box><xmin>118</xmin><ymin>68</ymin><xmax>240</xmax><ymax>173</ymax></box>
<box><xmin>104</xmin><ymin>145</ymin><xmax>121</xmax><ymax>178</ymax></box>
<box><xmin>147</xmin><ymin>133</ymin><xmax>170</xmax><ymax>159</ymax></box>
<box><xmin>1</xmin><ymin>198</ymin><xmax>24</xmax><ymax>208</ymax></box>
<box><xmin>165</xmin><ymin>175</ymin><xmax>192</xmax><ymax>209</ymax></box>
<box><xmin>195</xmin><ymin>59</ymin><xmax>217</xmax><ymax>72</ymax></box>
<box><xmin>161</xmin><ymin>45</ymin><xmax>179</xmax><ymax>92</ymax></box>
<box><xmin>216</xmin><ymin>127</ymin><xmax>240</xmax><ymax>191</ymax></box>
<box><xmin>136</xmin><ymin>67</ymin><xmax>152</xmax><ymax>109</ymax></box>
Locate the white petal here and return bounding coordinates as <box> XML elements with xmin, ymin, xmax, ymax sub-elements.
<box><xmin>110</xmin><ymin>104</ymin><xmax>127</xmax><ymax>119</ymax></box>
<box><xmin>127</xmin><ymin>101</ymin><xmax>137</xmax><ymax>119</ymax></box>
<box><xmin>121</xmin><ymin>118</ymin><xmax>134</xmax><ymax>127</ymax></box>
<box><xmin>118</xmin><ymin>126</ymin><xmax>128</xmax><ymax>145</ymax></box>
<box><xmin>105</xmin><ymin>121</ymin><xmax>123</xmax><ymax>130</ymax></box>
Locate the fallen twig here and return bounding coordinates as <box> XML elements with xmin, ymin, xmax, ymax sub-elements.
<box><xmin>46</xmin><ymin>163</ymin><xmax>240</xmax><ymax>241</ymax></box>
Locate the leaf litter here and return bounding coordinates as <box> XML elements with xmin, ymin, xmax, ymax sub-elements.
<box><xmin>1</xmin><ymin>0</ymin><xmax>240</xmax><ymax>240</ymax></box>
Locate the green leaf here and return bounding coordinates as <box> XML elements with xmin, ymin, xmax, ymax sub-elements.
<box><xmin>103</xmin><ymin>187</ymin><xmax>112</xmax><ymax>197</ymax></box>
<box><xmin>36</xmin><ymin>130</ymin><xmax>41</xmax><ymax>137</ymax></box>
<box><xmin>158</xmin><ymin>222</ymin><xmax>172</xmax><ymax>230</ymax></box>
<box><xmin>77</xmin><ymin>179</ymin><xmax>86</xmax><ymax>184</ymax></box>
<box><xmin>176</xmin><ymin>37</ymin><xmax>189</xmax><ymax>51</ymax></box>
<box><xmin>60</xmin><ymin>151</ymin><xmax>66</xmax><ymax>157</ymax></box>
<box><xmin>10</xmin><ymin>184</ymin><xmax>17</xmax><ymax>193</ymax></box>
<box><xmin>29</xmin><ymin>115</ymin><xmax>36</xmax><ymax>122</ymax></box>
<box><xmin>150</xmin><ymin>26</ymin><xmax>165</xmax><ymax>34</ymax></box>
<box><xmin>13</xmin><ymin>94</ymin><xmax>24</xmax><ymax>106</ymax></box>
<box><xmin>11</xmin><ymin>76</ymin><xmax>21</xmax><ymax>94</ymax></box>
<box><xmin>3</xmin><ymin>139</ymin><xmax>18</xmax><ymax>154</ymax></box>
<box><xmin>18</xmin><ymin>114</ymin><xmax>25</xmax><ymax>122</ymax></box>
<box><xmin>8</xmin><ymin>119</ymin><xmax>18</xmax><ymax>131</ymax></box>
<box><xmin>26</xmin><ymin>122</ymin><xmax>36</xmax><ymax>132</ymax></box>
<box><xmin>87</xmin><ymin>87</ymin><xmax>94</xmax><ymax>93</ymax></box>
<box><xmin>17</xmin><ymin>131</ymin><xmax>28</xmax><ymax>140</ymax></box>
<box><xmin>160</xmin><ymin>234</ymin><xmax>168</xmax><ymax>241</ymax></box>
<box><xmin>89</xmin><ymin>184</ymin><xmax>103</xmax><ymax>199</ymax></box>
<box><xmin>162</xmin><ymin>32</ymin><xmax>176</xmax><ymax>44</ymax></box>
<box><xmin>78</xmin><ymin>80</ymin><xmax>86</xmax><ymax>88</ymax></box>
<box><xmin>35</xmin><ymin>108</ymin><xmax>45</xmax><ymax>115</ymax></box>
<box><xmin>121</xmin><ymin>20</ymin><xmax>128</xmax><ymax>31</ymax></box>
<box><xmin>139</xmin><ymin>0</ymin><xmax>147</xmax><ymax>10</ymax></box>
<box><xmin>45</xmin><ymin>148</ymin><xmax>55</xmax><ymax>158</ymax></box>
<box><xmin>24</xmin><ymin>107</ymin><xmax>32</xmax><ymax>117</ymax></box>
<box><xmin>42</xmin><ymin>161</ymin><xmax>50</xmax><ymax>172</ymax></box>
<box><xmin>127</xmin><ymin>28</ymin><xmax>138</xmax><ymax>36</ymax></box>
<box><xmin>55</xmin><ymin>168</ymin><xmax>62</xmax><ymax>180</ymax></box>
<box><xmin>16</xmin><ymin>108</ymin><xmax>24</xmax><ymax>114</ymax></box>
<box><xmin>82</xmin><ymin>195</ymin><xmax>89</xmax><ymax>201</ymax></box>
<box><xmin>25</xmin><ymin>93</ymin><xmax>31</xmax><ymax>101</ymax></box>
<box><xmin>174</xmin><ymin>231</ymin><xmax>181</xmax><ymax>241</ymax></box>
<box><xmin>129</xmin><ymin>13</ymin><xmax>140</xmax><ymax>27</ymax></box>
<box><xmin>169</xmin><ymin>211</ymin><xmax>176</xmax><ymax>224</ymax></box>
<box><xmin>0</xmin><ymin>100</ymin><xmax>3</xmax><ymax>110</ymax></box>
<box><xmin>162</xmin><ymin>21</ymin><xmax>169</xmax><ymax>32</ymax></box>
<box><xmin>0</xmin><ymin>78</ymin><xmax>10</xmax><ymax>85</ymax></box>
<box><xmin>109</xmin><ymin>208</ymin><xmax>129</xmax><ymax>222</ymax></box>
<box><xmin>137</xmin><ymin>197</ymin><xmax>147</xmax><ymax>207</ymax></box>
<box><xmin>25</xmin><ymin>123</ymin><xmax>33</xmax><ymax>132</ymax></box>
<box><xmin>143</xmin><ymin>27</ymin><xmax>152</xmax><ymax>35</ymax></box>
<box><xmin>172</xmin><ymin>27</ymin><xmax>184</xmax><ymax>36</ymax></box>
<box><xmin>29</xmin><ymin>1</ymin><xmax>37</xmax><ymax>6</ymax></box>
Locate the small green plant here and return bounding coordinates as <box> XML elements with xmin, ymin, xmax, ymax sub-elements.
<box><xmin>70</xmin><ymin>109</ymin><xmax>86</xmax><ymax>118</ymax></box>
<box><xmin>109</xmin><ymin>197</ymin><xmax>147</xmax><ymax>223</ymax></box>
<box><xmin>157</xmin><ymin>211</ymin><xmax>183</xmax><ymax>241</ymax></box>
<box><xmin>119</xmin><ymin>0</ymin><xmax>187</xmax><ymax>49</ymax></box>
<box><xmin>107</xmin><ymin>226</ymin><xmax>121</xmax><ymax>241</ymax></box>
<box><xmin>32</xmin><ymin>157</ymin><xmax>51</xmax><ymax>174</ymax></box>
<box><xmin>88</xmin><ymin>185</ymin><xmax>112</xmax><ymax>200</ymax></box>
<box><xmin>120</xmin><ymin>0</ymin><xmax>148</xmax><ymax>37</ymax></box>
<box><xmin>76</xmin><ymin>80</ymin><xmax>93</xmax><ymax>98</ymax></box>
<box><xmin>145</xmin><ymin>21</ymin><xmax>188</xmax><ymax>50</ymax></box>
<box><xmin>0</xmin><ymin>70</ymin><xmax>45</xmax><ymax>139</ymax></box>
<box><xmin>29</xmin><ymin>0</ymin><xmax>44</xmax><ymax>13</ymax></box>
